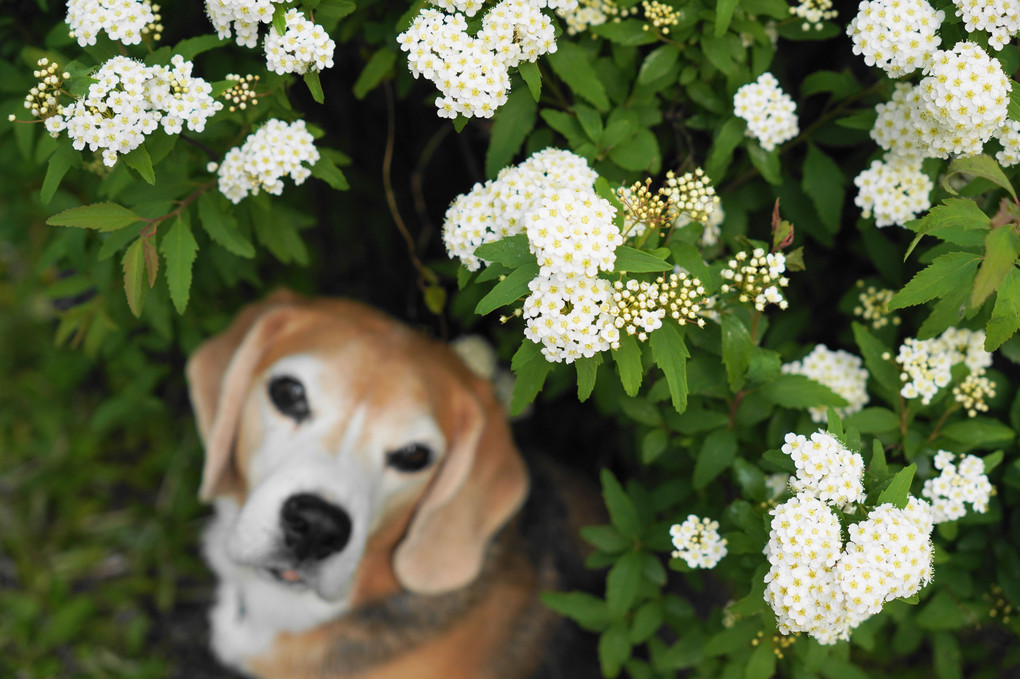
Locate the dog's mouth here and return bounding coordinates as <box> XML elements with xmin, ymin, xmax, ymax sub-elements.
<box><xmin>266</xmin><ymin>566</ymin><xmax>307</xmax><ymax>586</ymax></box>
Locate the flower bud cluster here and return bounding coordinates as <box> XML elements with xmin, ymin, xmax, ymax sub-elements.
<box><xmin>67</xmin><ymin>0</ymin><xmax>162</xmax><ymax>47</ymax></box>
<box><xmin>782</xmin><ymin>347</ymin><xmax>870</xmax><ymax>424</ymax></box>
<box><xmin>720</xmin><ymin>248</ymin><xmax>789</xmax><ymax>311</ymax></box>
<box><xmin>609</xmin><ymin>272</ymin><xmax>707</xmax><ymax>340</ymax></box>
<box><xmin>618</xmin><ymin>168</ymin><xmax>721</xmax><ymax>241</ymax></box>
<box><xmin>733</xmin><ymin>73</ymin><xmax>800</xmax><ymax>152</ymax></box>
<box><xmin>264</xmin><ymin>8</ymin><xmax>336</xmax><ymax>75</ymax></box>
<box><xmin>398</xmin><ymin>0</ymin><xmax>562</xmax><ymax>119</ymax></box>
<box><xmin>669</xmin><ymin>515</ymin><xmax>728</xmax><ymax>569</ymax></box>
<box><xmin>846</xmin><ymin>0</ymin><xmax>944</xmax><ymax>78</ymax></box>
<box><xmin>953</xmin><ymin>373</ymin><xmax>996</xmax><ymax>418</ymax></box>
<box><xmin>222</xmin><ymin>74</ymin><xmax>261</xmax><ymax>112</ymax></box>
<box><xmin>895</xmin><ymin>327</ymin><xmax>993</xmax><ymax>407</ymax></box>
<box><xmin>790</xmin><ymin>0</ymin><xmax>837</xmax><ymax>31</ymax></box>
<box><xmin>665</xmin><ymin>167</ymin><xmax>720</xmax><ymax>224</ymax></box>
<box><xmin>23</xmin><ymin>58</ymin><xmax>69</xmax><ymax>119</ymax></box>
<box><xmin>922</xmin><ymin>451</ymin><xmax>994</xmax><ymax>523</ymax></box>
<box><xmin>216</xmin><ymin>119</ymin><xmax>319</xmax><ymax>203</ymax></box>
<box><xmin>44</xmin><ymin>55</ymin><xmax>222</xmax><ymax>167</ymax></box>
<box><xmin>641</xmin><ymin>0</ymin><xmax>681</xmax><ymax>33</ymax></box>
<box><xmin>853</xmin><ymin>281</ymin><xmax>900</xmax><ymax>329</ymax></box>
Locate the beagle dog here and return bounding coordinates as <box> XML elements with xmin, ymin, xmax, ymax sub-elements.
<box><xmin>187</xmin><ymin>291</ymin><xmax>600</xmax><ymax>679</ymax></box>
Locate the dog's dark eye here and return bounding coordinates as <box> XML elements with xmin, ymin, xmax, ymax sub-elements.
<box><xmin>268</xmin><ymin>376</ymin><xmax>310</xmax><ymax>422</ymax></box>
<box><xmin>386</xmin><ymin>444</ymin><xmax>434</xmax><ymax>473</ymax></box>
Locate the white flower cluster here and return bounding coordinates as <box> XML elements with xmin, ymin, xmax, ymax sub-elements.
<box><xmin>782</xmin><ymin>346</ymin><xmax>870</xmax><ymax>424</ymax></box>
<box><xmin>67</xmin><ymin>0</ymin><xmax>161</xmax><ymax>46</ymax></box>
<box><xmin>853</xmin><ymin>158</ymin><xmax>933</xmax><ymax>228</ymax></box>
<box><xmin>557</xmin><ymin>0</ymin><xmax>616</xmax><ymax>34</ymax></box>
<box><xmin>264</xmin><ymin>8</ymin><xmax>335</xmax><ymax>75</ymax></box>
<box><xmin>216</xmin><ymin>119</ymin><xmax>319</xmax><ymax>203</ymax></box>
<box><xmin>44</xmin><ymin>55</ymin><xmax>221</xmax><ymax>167</ymax></box>
<box><xmin>846</xmin><ymin>0</ymin><xmax>944</xmax><ymax>78</ymax></box>
<box><xmin>669</xmin><ymin>515</ymin><xmax>728</xmax><ymax>569</ymax></box>
<box><xmin>895</xmin><ymin>327</ymin><xmax>993</xmax><ymax>405</ymax></box>
<box><xmin>953</xmin><ymin>0</ymin><xmax>1020</xmax><ymax>50</ymax></box>
<box><xmin>765</xmin><ymin>493</ymin><xmax>934</xmax><ymax>644</ymax></box>
<box><xmin>443</xmin><ymin>149</ymin><xmax>625</xmax><ymax>363</ymax></box>
<box><xmin>791</xmin><ymin>0</ymin><xmax>837</xmax><ymax>31</ymax></box>
<box><xmin>922</xmin><ymin>451</ymin><xmax>994</xmax><ymax>523</ymax></box>
<box><xmin>206</xmin><ymin>0</ymin><xmax>285</xmax><ymax>48</ymax></box>
<box><xmin>996</xmin><ymin>120</ymin><xmax>1020</xmax><ymax>167</ymax></box>
<box><xmin>720</xmin><ymin>248</ymin><xmax>790</xmax><ymax>311</ymax></box>
<box><xmin>398</xmin><ymin>0</ymin><xmax>564</xmax><ymax>119</ymax></box>
<box><xmin>781</xmin><ymin>431</ymin><xmax>866</xmax><ymax>507</ymax></box>
<box><xmin>733</xmin><ymin>73</ymin><xmax>799</xmax><ymax>152</ymax></box>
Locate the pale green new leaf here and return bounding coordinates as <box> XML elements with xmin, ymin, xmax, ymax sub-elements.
<box><xmin>942</xmin><ymin>154</ymin><xmax>1017</xmax><ymax>202</ymax></box>
<box><xmin>986</xmin><ymin>267</ymin><xmax>1020</xmax><ymax>350</ymax></box>
<box><xmin>971</xmin><ymin>226</ymin><xmax>1020</xmax><ymax>308</ymax></box>
<box><xmin>47</xmin><ymin>202</ymin><xmax>144</xmax><ymax>231</ymax></box>
<box><xmin>122</xmin><ymin>237</ymin><xmax>147</xmax><ymax>317</ymax></box>
<box><xmin>876</xmin><ymin>464</ymin><xmax>916</xmax><ymax>509</ymax></box>
<box><xmin>888</xmin><ymin>252</ymin><xmax>980</xmax><ymax>310</ymax></box>
<box><xmin>649</xmin><ymin>321</ymin><xmax>689</xmax><ymax>413</ymax></box>
<box><xmin>160</xmin><ymin>213</ymin><xmax>199</xmax><ymax>314</ymax></box>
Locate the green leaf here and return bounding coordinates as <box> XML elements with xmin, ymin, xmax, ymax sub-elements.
<box><xmin>715</xmin><ymin>0</ymin><xmax>740</xmax><ymax>36</ymax></box>
<box><xmin>541</xmin><ymin>591</ymin><xmax>611</xmax><ymax>631</ymax></box>
<box><xmin>353</xmin><ymin>48</ymin><xmax>396</xmax><ymax>100</ymax></box>
<box><xmin>581</xmin><ymin>524</ymin><xmax>630</xmax><ymax>553</ymax></box>
<box><xmin>590</xmin><ymin>19</ymin><xmax>659</xmax><ymax>46</ymax></box>
<box><xmin>173</xmin><ymin>34</ymin><xmax>227</xmax><ymax>61</ymax></box>
<box><xmin>304</xmin><ymin>71</ymin><xmax>325</xmax><ymax>103</ymax></box>
<box><xmin>630</xmin><ymin>601</ymin><xmax>664</xmax><ymax>644</ymax></box>
<box><xmin>606</xmin><ymin>551</ymin><xmax>643</xmax><ymax>617</ymax></box>
<box><xmin>197</xmin><ymin>192</ymin><xmax>255</xmax><ymax>258</ymax></box>
<box><xmin>546</xmin><ymin>42</ymin><xmax>610</xmax><ymax>110</ymax></box>
<box><xmin>574</xmin><ymin>104</ymin><xmax>603</xmax><ymax>143</ymax></box>
<box><xmin>637</xmin><ymin>44</ymin><xmax>680</xmax><ymax>86</ymax></box>
<box><xmin>693</xmin><ymin>428</ymin><xmax>737</xmax><ymax>490</ymax></box>
<box><xmin>122</xmin><ymin>238</ymin><xmax>147</xmax><ymax>317</ymax></box>
<box><xmin>932</xmin><ymin>632</ymin><xmax>963</xmax><ymax>679</ymax></box>
<box><xmin>311</xmin><ymin>154</ymin><xmax>349</xmax><ymax>190</ymax></box>
<box><xmin>316</xmin><ymin>0</ymin><xmax>357</xmax><ymax>28</ymax></box>
<box><xmin>123</xmin><ymin>144</ymin><xmax>155</xmax><ymax>184</ymax></box>
<box><xmin>904</xmin><ymin>198</ymin><xmax>990</xmax><ymax>259</ymax></box>
<box><xmin>745</xmin><ymin>641</ymin><xmax>777</xmax><ymax>679</ymax></box>
<box><xmin>870</xmin><ymin>438</ymin><xmax>888</xmax><ymax>479</ymax></box>
<box><xmin>700</xmin><ymin>35</ymin><xmax>736</xmax><ymax>76</ymax></box>
<box><xmin>916</xmin><ymin>590</ymin><xmax>966</xmax><ymax>630</ymax></box>
<box><xmin>608</xmin><ymin>128</ymin><xmax>661</xmax><ymax>173</ymax></box>
<box><xmin>706</xmin><ymin>117</ymin><xmax>745</xmax><ymax>181</ymax></box>
<box><xmin>598</xmin><ymin>623</ymin><xmax>632</xmax><ymax>679</ymax></box>
<box><xmin>940</xmin><ymin>418</ymin><xmax>1014</xmax><ymax>447</ymax></box>
<box><xmin>641</xmin><ymin>428</ymin><xmax>668</xmax><ymax>464</ymax></box>
<box><xmin>889</xmin><ymin>252</ymin><xmax>981</xmax><ymax>310</ymax></box>
<box><xmin>876</xmin><ymin>464</ymin><xmax>915</xmax><ymax>509</ymax></box>
<box><xmin>800</xmin><ymin>70</ymin><xmax>860</xmax><ymax>99</ymax></box>
<box><xmin>475</xmin><ymin>262</ymin><xmax>538</xmax><ymax>315</ymax></box>
<box><xmin>47</xmin><ymin>202</ymin><xmax>144</xmax><ymax>231</ymax></box>
<box><xmin>613</xmin><ymin>245</ymin><xmax>672</xmax><ymax>273</ymax></box>
<box><xmin>613</xmin><ymin>333</ymin><xmax>644</xmax><ymax>397</ymax></box>
<box><xmin>649</xmin><ymin>322</ymin><xmax>689</xmax><ymax>413</ymax></box>
<box><xmin>518</xmin><ymin>60</ymin><xmax>541</xmax><ymax>101</ymax></box>
<box><xmin>982</xmin><ymin>449</ymin><xmax>1004</xmax><ymax>474</ymax></box>
<box><xmin>987</xmin><ymin>267</ymin><xmax>1020</xmax><ymax>350</ymax></box>
<box><xmin>918</xmin><ymin>284</ymin><xmax>969</xmax><ymax>339</ymax></box>
<box><xmin>748</xmin><ymin>143</ymin><xmax>782</xmax><ymax>185</ymax></box>
<box><xmin>943</xmin><ymin>154</ymin><xmax>1017</xmax><ymax>202</ymax></box>
<box><xmin>802</xmin><ymin>144</ymin><xmax>845</xmax><ymax>234</ymax></box>
<box><xmin>41</xmin><ymin>148</ymin><xmax>74</xmax><ymax>205</ymax></box>
<box><xmin>721</xmin><ymin>314</ymin><xmax>753</xmax><ymax>392</ymax></box>
<box><xmin>759</xmin><ymin>374</ymin><xmax>848</xmax><ymax>409</ymax></box>
<box><xmin>272</xmin><ymin>3</ymin><xmax>287</xmax><ymax>35</ymax></box>
<box><xmin>160</xmin><ymin>213</ymin><xmax>198</xmax><ymax>314</ymax></box>
<box><xmin>474</xmin><ymin>234</ymin><xmax>536</xmax><ymax>268</ymax></box>
<box><xmin>845</xmin><ymin>407</ymin><xmax>899</xmax><ymax>433</ymax></box>
<box><xmin>972</xmin><ymin>227</ymin><xmax>1020</xmax><ymax>308</ymax></box>
<box><xmin>576</xmin><ymin>354</ymin><xmax>602</xmax><ymax>402</ymax></box>
<box><xmin>852</xmin><ymin>322</ymin><xmax>902</xmax><ymax>397</ymax></box>
<box><xmin>509</xmin><ymin>346</ymin><xmax>553</xmax><ymax>416</ymax></box>
<box><xmin>486</xmin><ymin>88</ymin><xmax>537</xmax><ymax>178</ymax></box>
<box><xmin>601</xmin><ymin>469</ymin><xmax>642</xmax><ymax>539</ymax></box>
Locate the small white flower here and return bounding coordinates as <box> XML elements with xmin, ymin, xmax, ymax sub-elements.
<box><xmin>853</xmin><ymin>156</ymin><xmax>932</xmax><ymax>228</ymax></box>
<box><xmin>669</xmin><ymin>515</ymin><xmax>728</xmax><ymax>569</ymax></box>
<box><xmin>264</xmin><ymin>9</ymin><xmax>335</xmax><ymax>75</ymax></box>
<box><xmin>847</xmin><ymin>0</ymin><xmax>944</xmax><ymax>78</ymax></box>
<box><xmin>733</xmin><ymin>73</ymin><xmax>799</xmax><ymax>151</ymax></box>
<box><xmin>216</xmin><ymin>119</ymin><xmax>319</xmax><ymax>203</ymax></box>
<box><xmin>922</xmin><ymin>451</ymin><xmax>994</xmax><ymax>523</ymax></box>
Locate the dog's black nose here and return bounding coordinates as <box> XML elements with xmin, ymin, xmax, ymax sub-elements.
<box><xmin>280</xmin><ymin>494</ymin><xmax>353</xmax><ymax>561</ymax></box>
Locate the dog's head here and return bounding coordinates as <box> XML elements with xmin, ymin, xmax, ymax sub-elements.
<box><xmin>187</xmin><ymin>291</ymin><xmax>528</xmax><ymax>606</ymax></box>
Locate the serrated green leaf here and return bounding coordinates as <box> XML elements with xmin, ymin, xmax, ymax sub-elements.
<box><xmin>41</xmin><ymin>148</ymin><xmax>73</xmax><ymax>205</ymax></box>
<box><xmin>47</xmin><ymin>202</ymin><xmax>143</xmax><ymax>231</ymax></box>
<box><xmin>705</xmin><ymin>118</ymin><xmax>746</xmax><ymax>182</ymax></box>
<box><xmin>608</xmin><ymin>128</ymin><xmax>661</xmax><ymax>173</ymax></box>
<box><xmin>197</xmin><ymin>192</ymin><xmax>255</xmax><ymax>258</ymax></box>
<box><xmin>637</xmin><ymin>44</ymin><xmax>680</xmax><ymax>85</ymax></box>
<box><xmin>518</xmin><ymin>60</ymin><xmax>541</xmax><ymax>101</ymax></box>
<box><xmin>972</xmin><ymin>227</ymin><xmax>1020</xmax><ymax>308</ymax></box>
<box><xmin>475</xmin><ymin>262</ymin><xmax>538</xmax><ymax>315</ymax></box>
<box><xmin>474</xmin><ymin>234</ymin><xmax>536</xmax><ymax>268</ymax></box>
<box><xmin>846</xmin><ymin>407</ymin><xmax>899</xmax><ymax>433</ymax></box>
<box><xmin>940</xmin><ymin>418</ymin><xmax>1014</xmax><ymax>447</ymax></box>
<box><xmin>649</xmin><ymin>322</ymin><xmax>689</xmax><ymax>413</ymax></box>
<box><xmin>576</xmin><ymin>354</ymin><xmax>601</xmax><ymax>402</ymax></box>
<box><xmin>272</xmin><ymin>4</ymin><xmax>287</xmax><ymax>35</ymax></box>
<box><xmin>904</xmin><ymin>198</ymin><xmax>990</xmax><ymax>259</ymax></box>
<box><xmin>607</xmin><ymin>551</ymin><xmax>643</xmax><ymax>617</ymax></box>
<box><xmin>693</xmin><ymin>428</ymin><xmax>737</xmax><ymax>490</ymax></box>
<box><xmin>486</xmin><ymin>88</ymin><xmax>537</xmax><ymax>177</ymax></box>
<box><xmin>943</xmin><ymin>154</ymin><xmax>1017</xmax><ymax>202</ymax></box>
<box><xmin>601</xmin><ymin>469</ymin><xmax>642</xmax><ymax>538</ymax></box>
<box><xmin>759</xmin><ymin>374</ymin><xmax>848</xmax><ymax>409</ymax></box>
<box><xmin>721</xmin><ymin>314</ymin><xmax>752</xmax><ymax>392</ymax></box>
<box><xmin>160</xmin><ymin>213</ymin><xmax>198</xmax><ymax>314</ymax></box>
<box><xmin>802</xmin><ymin>143</ymin><xmax>845</xmax><ymax>234</ymax></box>
<box><xmin>304</xmin><ymin>70</ymin><xmax>325</xmax><ymax>103</ymax></box>
<box><xmin>353</xmin><ymin>48</ymin><xmax>396</xmax><ymax>100</ymax></box>
<box><xmin>876</xmin><ymin>464</ymin><xmax>915</xmax><ymax>509</ymax></box>
<box><xmin>889</xmin><ymin>252</ymin><xmax>981</xmax><ymax>310</ymax></box>
<box><xmin>613</xmin><ymin>332</ymin><xmax>643</xmax><ymax>397</ymax></box>
<box><xmin>852</xmin><ymin>322</ymin><xmax>902</xmax><ymax>397</ymax></box>
<box><xmin>870</xmin><ymin>438</ymin><xmax>888</xmax><ymax>479</ymax></box>
<box><xmin>311</xmin><ymin>154</ymin><xmax>349</xmax><ymax>190</ymax></box>
<box><xmin>613</xmin><ymin>245</ymin><xmax>672</xmax><ymax>273</ymax></box>
<box><xmin>122</xmin><ymin>238</ymin><xmax>147</xmax><ymax>317</ymax></box>
<box><xmin>509</xmin><ymin>346</ymin><xmax>553</xmax><ymax>415</ymax></box>
<box><xmin>546</xmin><ymin>42</ymin><xmax>610</xmax><ymax>110</ymax></box>
<box><xmin>987</xmin><ymin>267</ymin><xmax>1020</xmax><ymax>350</ymax></box>
<box><xmin>918</xmin><ymin>284</ymin><xmax>969</xmax><ymax>340</ymax></box>
<box><xmin>573</xmin><ymin>103</ymin><xmax>603</xmax><ymax>143</ymax></box>
<box><xmin>173</xmin><ymin>33</ymin><xmax>227</xmax><ymax>61</ymax></box>
<box><xmin>123</xmin><ymin>144</ymin><xmax>155</xmax><ymax>184</ymax></box>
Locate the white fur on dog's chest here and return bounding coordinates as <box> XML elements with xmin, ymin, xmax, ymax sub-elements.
<box><xmin>204</xmin><ymin>501</ymin><xmax>349</xmax><ymax>670</ymax></box>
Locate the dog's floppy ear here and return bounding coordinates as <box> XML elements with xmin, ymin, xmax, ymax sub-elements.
<box><xmin>186</xmin><ymin>290</ymin><xmax>303</xmax><ymax>501</ymax></box>
<box><xmin>393</xmin><ymin>378</ymin><xmax>528</xmax><ymax>595</ymax></box>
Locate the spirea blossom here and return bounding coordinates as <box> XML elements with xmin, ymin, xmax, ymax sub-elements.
<box><xmin>216</xmin><ymin>119</ymin><xmax>319</xmax><ymax>203</ymax></box>
<box><xmin>264</xmin><ymin>9</ymin><xmax>335</xmax><ymax>75</ymax></box>
<box><xmin>526</xmin><ymin>189</ymin><xmax>621</xmax><ymax>277</ymax></box>
<box><xmin>557</xmin><ymin>0</ymin><xmax>615</xmax><ymax>34</ymax></box>
<box><xmin>953</xmin><ymin>0</ymin><xmax>1020</xmax><ymax>50</ymax></box>
<box><xmin>764</xmin><ymin>493</ymin><xmax>934</xmax><ymax>644</ymax></box>
<box><xmin>206</xmin><ymin>0</ymin><xmax>285</xmax><ymax>48</ymax></box>
<box><xmin>853</xmin><ymin>157</ymin><xmax>933</xmax><ymax>228</ymax></box>
<box><xmin>733</xmin><ymin>73</ymin><xmax>799</xmax><ymax>151</ymax></box>
<box><xmin>782</xmin><ymin>347</ymin><xmax>870</xmax><ymax>423</ymax></box>
<box><xmin>720</xmin><ymin>248</ymin><xmax>789</xmax><ymax>311</ymax></box>
<box><xmin>669</xmin><ymin>515</ymin><xmax>728</xmax><ymax>569</ymax></box>
<box><xmin>67</xmin><ymin>0</ymin><xmax>161</xmax><ymax>46</ymax></box>
<box><xmin>896</xmin><ymin>327</ymin><xmax>993</xmax><ymax>405</ymax></box>
<box><xmin>782</xmin><ymin>431</ymin><xmax>866</xmax><ymax>507</ymax></box>
<box><xmin>522</xmin><ymin>273</ymin><xmax>619</xmax><ymax>363</ymax></box>
<box><xmin>922</xmin><ymin>451</ymin><xmax>994</xmax><ymax>523</ymax></box>
<box><xmin>791</xmin><ymin>0</ymin><xmax>837</xmax><ymax>31</ymax></box>
<box><xmin>995</xmin><ymin>120</ymin><xmax>1020</xmax><ymax>167</ymax></box>
<box><xmin>846</xmin><ymin>0</ymin><xmax>944</xmax><ymax>78</ymax></box>
<box><xmin>46</xmin><ymin>55</ymin><xmax>222</xmax><ymax>167</ymax></box>
<box><xmin>870</xmin><ymin>83</ymin><xmax>929</xmax><ymax>161</ymax></box>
